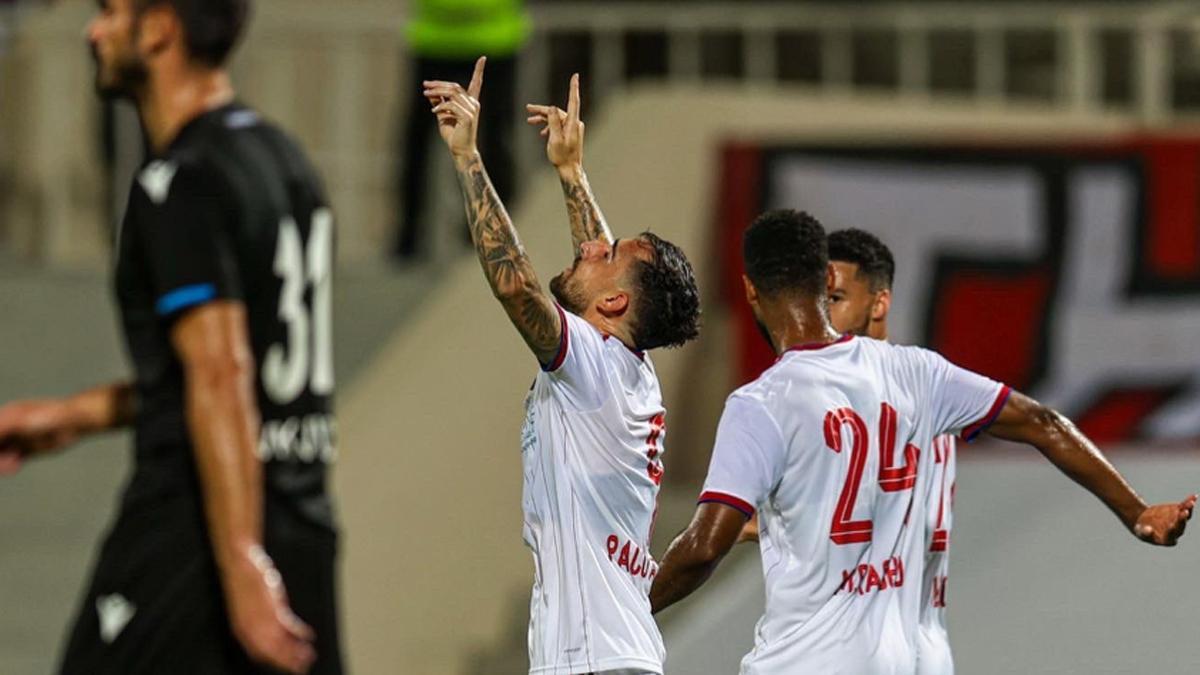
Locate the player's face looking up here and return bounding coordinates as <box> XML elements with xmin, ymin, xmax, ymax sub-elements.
<box><xmin>828</xmin><ymin>261</ymin><xmax>889</xmax><ymax>340</ymax></box>
<box><xmin>88</xmin><ymin>0</ymin><xmax>147</xmax><ymax>98</ymax></box>
<box><xmin>550</xmin><ymin>237</ymin><xmax>651</xmax><ymax>317</ymax></box>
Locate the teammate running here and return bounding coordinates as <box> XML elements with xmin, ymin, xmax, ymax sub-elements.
<box><xmin>0</xmin><ymin>1</ymin><xmax>340</xmax><ymax>672</ymax></box>
<box><xmin>650</xmin><ymin>210</ymin><xmax>1194</xmax><ymax>674</ymax></box>
<box><xmin>426</xmin><ymin>62</ymin><xmax>701</xmax><ymax>674</ymax></box>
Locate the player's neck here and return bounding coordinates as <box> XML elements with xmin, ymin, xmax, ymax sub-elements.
<box><xmin>583</xmin><ymin>310</ymin><xmax>638</xmax><ymax>352</ymax></box>
<box><xmin>868</xmin><ymin>321</ymin><xmax>888</xmax><ymax>341</ymax></box>
<box><xmin>762</xmin><ymin>298</ymin><xmax>841</xmax><ymax>355</ymax></box>
<box><xmin>137</xmin><ymin>62</ymin><xmax>234</xmax><ymax>154</ymax></box>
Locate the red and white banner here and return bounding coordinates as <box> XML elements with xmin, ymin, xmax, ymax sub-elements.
<box><xmin>716</xmin><ymin>138</ymin><xmax>1200</xmax><ymax>445</ymax></box>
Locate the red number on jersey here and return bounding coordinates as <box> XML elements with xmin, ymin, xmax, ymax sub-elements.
<box><xmin>825</xmin><ymin>403</ymin><xmax>922</xmax><ymax>545</ymax></box>
<box><xmin>646</xmin><ymin>413</ymin><xmax>665</xmax><ymax>485</ymax></box>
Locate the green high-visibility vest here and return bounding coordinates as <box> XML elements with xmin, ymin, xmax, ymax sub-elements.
<box><xmin>407</xmin><ymin>0</ymin><xmax>531</xmax><ymax>59</ymax></box>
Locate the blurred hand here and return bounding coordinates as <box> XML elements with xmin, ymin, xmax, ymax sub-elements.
<box><xmin>526</xmin><ymin>73</ymin><xmax>584</xmax><ymax>174</ymax></box>
<box><xmin>226</xmin><ymin>546</ymin><xmax>316</xmax><ymax>675</ymax></box>
<box><xmin>1132</xmin><ymin>494</ymin><xmax>1196</xmax><ymax>546</ymax></box>
<box><xmin>0</xmin><ymin>399</ymin><xmax>81</xmax><ymax>475</ymax></box>
<box><xmin>424</xmin><ymin>56</ymin><xmax>486</xmax><ymax>159</ymax></box>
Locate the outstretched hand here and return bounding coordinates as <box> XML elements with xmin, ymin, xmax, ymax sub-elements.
<box><xmin>424</xmin><ymin>56</ymin><xmax>486</xmax><ymax>158</ymax></box>
<box><xmin>1132</xmin><ymin>494</ymin><xmax>1196</xmax><ymax>546</ymax></box>
<box><xmin>0</xmin><ymin>399</ymin><xmax>80</xmax><ymax>476</ymax></box>
<box><xmin>526</xmin><ymin>72</ymin><xmax>584</xmax><ymax>173</ymax></box>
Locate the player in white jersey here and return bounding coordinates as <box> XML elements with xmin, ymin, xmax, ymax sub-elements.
<box><xmin>649</xmin><ymin>210</ymin><xmax>1195</xmax><ymax>675</ymax></box>
<box><xmin>427</xmin><ymin>64</ymin><xmax>701</xmax><ymax>674</ymax></box>
<box><xmin>825</xmin><ymin>228</ymin><xmax>955</xmax><ymax>674</ymax></box>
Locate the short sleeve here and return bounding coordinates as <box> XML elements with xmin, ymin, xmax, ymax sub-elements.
<box><xmin>698</xmin><ymin>394</ymin><xmax>787</xmax><ymax>518</ymax></box>
<box><xmin>920</xmin><ymin>349</ymin><xmax>1011</xmax><ymax>443</ymax></box>
<box><xmin>135</xmin><ymin>160</ymin><xmax>242</xmax><ymax>318</ymax></box>
<box><xmin>541</xmin><ymin>306</ymin><xmax>608</xmax><ymax>410</ymax></box>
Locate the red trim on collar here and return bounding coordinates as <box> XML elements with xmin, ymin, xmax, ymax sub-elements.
<box><xmin>602</xmin><ymin>334</ymin><xmax>645</xmax><ymax>361</ymax></box>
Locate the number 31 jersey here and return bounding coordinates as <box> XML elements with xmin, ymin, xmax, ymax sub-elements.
<box><xmin>700</xmin><ymin>336</ymin><xmax>1009</xmax><ymax>675</ymax></box>
<box><xmin>114</xmin><ymin>103</ymin><xmax>337</xmax><ymax>531</ymax></box>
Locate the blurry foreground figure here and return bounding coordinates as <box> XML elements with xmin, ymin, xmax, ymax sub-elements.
<box><xmin>0</xmin><ymin>1</ymin><xmax>343</xmax><ymax>672</ymax></box>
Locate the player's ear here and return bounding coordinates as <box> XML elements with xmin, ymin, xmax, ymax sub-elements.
<box><xmin>871</xmin><ymin>288</ymin><xmax>891</xmax><ymax>322</ymax></box>
<box><xmin>596</xmin><ymin>291</ymin><xmax>629</xmax><ymax>319</ymax></box>
<box><xmin>137</xmin><ymin>4</ymin><xmax>177</xmax><ymax>57</ymax></box>
<box><xmin>825</xmin><ymin>263</ymin><xmax>837</xmax><ymax>296</ymax></box>
<box><xmin>742</xmin><ymin>274</ymin><xmax>759</xmax><ymax>307</ymax></box>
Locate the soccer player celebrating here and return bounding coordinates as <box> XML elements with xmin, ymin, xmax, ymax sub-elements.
<box><xmin>650</xmin><ymin>210</ymin><xmax>1194</xmax><ymax>674</ymax></box>
<box><xmin>0</xmin><ymin>1</ymin><xmax>341</xmax><ymax>673</ymax></box>
<box><xmin>425</xmin><ymin>62</ymin><xmax>700</xmax><ymax>674</ymax></box>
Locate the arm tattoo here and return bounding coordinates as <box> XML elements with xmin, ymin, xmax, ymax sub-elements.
<box><xmin>457</xmin><ymin>154</ymin><xmax>562</xmax><ymax>361</ymax></box>
<box><xmin>560</xmin><ymin>172</ymin><xmax>614</xmax><ymax>255</ymax></box>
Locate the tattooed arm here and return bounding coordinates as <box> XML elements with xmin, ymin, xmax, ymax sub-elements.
<box><xmin>527</xmin><ymin>73</ymin><xmax>615</xmax><ymax>255</ymax></box>
<box><xmin>455</xmin><ymin>152</ymin><xmax>562</xmax><ymax>363</ymax></box>
<box><xmin>425</xmin><ymin>57</ymin><xmax>563</xmax><ymax>365</ymax></box>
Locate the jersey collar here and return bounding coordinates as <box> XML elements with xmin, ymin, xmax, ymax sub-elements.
<box><xmin>778</xmin><ymin>333</ymin><xmax>854</xmax><ymax>359</ymax></box>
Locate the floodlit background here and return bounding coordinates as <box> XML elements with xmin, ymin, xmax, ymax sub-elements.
<box><xmin>2</xmin><ymin>1</ymin><xmax>1200</xmax><ymax>673</ymax></box>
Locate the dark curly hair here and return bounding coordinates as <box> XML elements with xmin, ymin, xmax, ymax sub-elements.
<box><xmin>829</xmin><ymin>228</ymin><xmax>894</xmax><ymax>292</ymax></box>
<box><xmin>743</xmin><ymin>209</ymin><xmax>828</xmax><ymax>298</ymax></box>
<box><xmin>137</xmin><ymin>0</ymin><xmax>250</xmax><ymax>67</ymax></box>
<box><xmin>630</xmin><ymin>231</ymin><xmax>701</xmax><ymax>350</ymax></box>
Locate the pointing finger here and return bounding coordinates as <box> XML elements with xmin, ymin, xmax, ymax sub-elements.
<box><xmin>468</xmin><ymin>56</ymin><xmax>486</xmax><ymax>99</ymax></box>
<box><xmin>567</xmin><ymin>72</ymin><xmax>581</xmax><ymax>123</ymax></box>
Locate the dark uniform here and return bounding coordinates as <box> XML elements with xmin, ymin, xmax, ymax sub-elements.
<box><xmin>59</xmin><ymin>103</ymin><xmax>343</xmax><ymax>675</ymax></box>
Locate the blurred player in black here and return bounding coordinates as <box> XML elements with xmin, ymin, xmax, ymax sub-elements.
<box><xmin>0</xmin><ymin>1</ymin><xmax>341</xmax><ymax>673</ymax></box>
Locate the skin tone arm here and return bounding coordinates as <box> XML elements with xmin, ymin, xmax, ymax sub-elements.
<box><xmin>986</xmin><ymin>390</ymin><xmax>1195</xmax><ymax>545</ymax></box>
<box><xmin>649</xmin><ymin>502</ymin><xmax>748</xmax><ymax>614</ymax></box>
<box><xmin>526</xmin><ymin>74</ymin><xmax>614</xmax><ymax>254</ymax></box>
<box><xmin>425</xmin><ymin>57</ymin><xmax>563</xmax><ymax>366</ymax></box>
<box><xmin>0</xmin><ymin>382</ymin><xmax>136</xmax><ymax>475</ymax></box>
<box><xmin>172</xmin><ymin>301</ymin><xmax>315</xmax><ymax>675</ymax></box>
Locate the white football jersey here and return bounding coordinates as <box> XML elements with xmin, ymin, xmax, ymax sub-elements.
<box><xmin>915</xmin><ymin>435</ymin><xmax>956</xmax><ymax>675</ymax></box>
<box><xmin>520</xmin><ymin>308</ymin><xmax>667</xmax><ymax>675</ymax></box>
<box><xmin>701</xmin><ymin>336</ymin><xmax>1008</xmax><ymax>675</ymax></box>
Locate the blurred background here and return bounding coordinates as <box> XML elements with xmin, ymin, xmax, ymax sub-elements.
<box><xmin>2</xmin><ymin>0</ymin><xmax>1200</xmax><ymax>673</ymax></box>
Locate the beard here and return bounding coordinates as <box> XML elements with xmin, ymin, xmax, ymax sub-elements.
<box><xmin>93</xmin><ymin>45</ymin><xmax>148</xmax><ymax>99</ymax></box>
<box><xmin>549</xmin><ymin>269</ymin><xmax>588</xmax><ymax>315</ymax></box>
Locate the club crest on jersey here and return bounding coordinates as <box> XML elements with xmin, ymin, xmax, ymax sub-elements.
<box><xmin>138</xmin><ymin>160</ymin><xmax>178</xmax><ymax>205</ymax></box>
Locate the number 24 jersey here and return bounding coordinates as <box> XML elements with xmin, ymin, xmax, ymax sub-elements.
<box><xmin>701</xmin><ymin>336</ymin><xmax>1009</xmax><ymax>675</ymax></box>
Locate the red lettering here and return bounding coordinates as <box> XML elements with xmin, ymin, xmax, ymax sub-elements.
<box><xmin>618</xmin><ymin>541</ymin><xmax>632</xmax><ymax>571</ymax></box>
<box><xmin>840</xmin><ymin>568</ymin><xmax>856</xmax><ymax>593</ymax></box>
<box><xmin>630</xmin><ymin>549</ymin><xmax>643</xmax><ymax>576</ymax></box>
<box><xmin>931</xmin><ymin>576</ymin><xmax>948</xmax><ymax>608</ymax></box>
<box><xmin>864</xmin><ymin>566</ymin><xmax>883</xmax><ymax>593</ymax></box>
<box><xmin>606</xmin><ymin>535</ymin><xmax>619</xmax><ymax>560</ymax></box>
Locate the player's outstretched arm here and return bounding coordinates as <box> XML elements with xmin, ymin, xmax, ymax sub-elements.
<box><xmin>986</xmin><ymin>390</ymin><xmax>1196</xmax><ymax>546</ymax></box>
<box><xmin>0</xmin><ymin>381</ymin><xmax>135</xmax><ymax>475</ymax></box>
<box><xmin>650</xmin><ymin>502</ymin><xmax>747</xmax><ymax>614</ymax></box>
<box><xmin>426</xmin><ymin>57</ymin><xmax>563</xmax><ymax>365</ymax></box>
<box><xmin>172</xmin><ymin>301</ymin><xmax>316</xmax><ymax>675</ymax></box>
<box><xmin>526</xmin><ymin>73</ymin><xmax>614</xmax><ymax>255</ymax></box>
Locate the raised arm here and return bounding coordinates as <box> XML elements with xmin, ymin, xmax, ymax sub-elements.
<box><xmin>987</xmin><ymin>390</ymin><xmax>1195</xmax><ymax>545</ymax></box>
<box><xmin>0</xmin><ymin>380</ymin><xmax>135</xmax><ymax>475</ymax></box>
<box><xmin>172</xmin><ymin>302</ymin><xmax>315</xmax><ymax>675</ymax></box>
<box><xmin>526</xmin><ymin>74</ymin><xmax>614</xmax><ymax>255</ymax></box>
<box><xmin>425</xmin><ymin>57</ymin><xmax>562</xmax><ymax>366</ymax></box>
